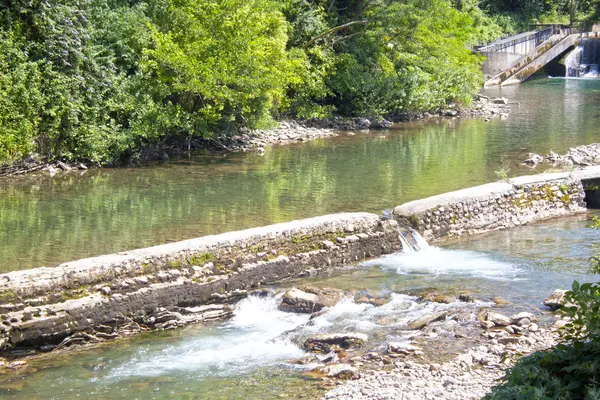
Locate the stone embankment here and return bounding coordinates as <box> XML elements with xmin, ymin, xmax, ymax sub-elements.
<box><xmin>1</xmin><ymin>166</ymin><xmax>599</xmax><ymax>358</ymax></box>
<box><xmin>394</xmin><ymin>169</ymin><xmax>593</xmax><ymax>242</ymax></box>
<box><xmin>207</xmin><ymin>96</ymin><xmax>512</xmax><ymax>153</ymax></box>
<box><xmin>525</xmin><ymin>143</ymin><xmax>600</xmax><ymax>168</ymax></box>
<box><xmin>0</xmin><ymin>213</ymin><xmax>402</xmax><ymax>354</ymax></box>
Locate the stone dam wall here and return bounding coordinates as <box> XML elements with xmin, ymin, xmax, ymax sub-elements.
<box><xmin>1</xmin><ymin>167</ymin><xmax>599</xmax><ymax>355</ymax></box>
<box><xmin>393</xmin><ymin>169</ymin><xmax>595</xmax><ymax>242</ymax></box>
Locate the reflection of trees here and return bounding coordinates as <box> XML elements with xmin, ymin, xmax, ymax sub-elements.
<box><xmin>2</xmin><ymin>81</ymin><xmax>599</xmax><ymax>271</ymax></box>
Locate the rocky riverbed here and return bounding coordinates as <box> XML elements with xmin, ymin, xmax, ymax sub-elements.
<box><xmin>263</xmin><ymin>285</ymin><xmax>565</xmax><ymax>400</ymax></box>
<box><xmin>525</xmin><ymin>143</ymin><xmax>600</xmax><ymax>168</ymax></box>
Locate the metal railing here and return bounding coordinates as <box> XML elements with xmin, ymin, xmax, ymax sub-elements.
<box><xmin>475</xmin><ymin>25</ymin><xmax>570</xmax><ymax>53</ymax></box>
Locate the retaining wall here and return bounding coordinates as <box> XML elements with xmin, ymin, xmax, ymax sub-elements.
<box><xmin>394</xmin><ymin>171</ymin><xmax>591</xmax><ymax>242</ymax></box>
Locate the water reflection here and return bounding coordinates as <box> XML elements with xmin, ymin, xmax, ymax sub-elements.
<box><xmin>1</xmin><ymin>79</ymin><xmax>599</xmax><ymax>271</ymax></box>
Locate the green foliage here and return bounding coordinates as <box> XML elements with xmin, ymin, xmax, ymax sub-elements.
<box><xmin>484</xmin><ymin>340</ymin><xmax>600</xmax><ymax>400</ymax></box>
<box><xmin>485</xmin><ymin>259</ymin><xmax>600</xmax><ymax>398</ymax></box>
<box><xmin>0</xmin><ymin>0</ymin><xmax>502</xmax><ymax>165</ymax></box>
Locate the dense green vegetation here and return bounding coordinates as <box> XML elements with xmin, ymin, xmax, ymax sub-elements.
<box><xmin>0</xmin><ymin>0</ymin><xmax>598</xmax><ymax>165</ymax></box>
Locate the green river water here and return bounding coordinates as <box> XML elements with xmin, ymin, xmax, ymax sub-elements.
<box><xmin>0</xmin><ymin>78</ymin><xmax>599</xmax><ymax>399</ymax></box>
<box><xmin>1</xmin><ymin>78</ymin><xmax>599</xmax><ymax>272</ymax></box>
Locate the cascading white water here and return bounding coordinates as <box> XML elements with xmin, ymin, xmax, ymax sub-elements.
<box><xmin>372</xmin><ymin>229</ymin><xmax>522</xmax><ymax>280</ymax></box>
<box><xmin>104</xmin><ymin>295</ymin><xmax>310</xmax><ymax>380</ymax></box>
<box><xmin>566</xmin><ymin>46</ymin><xmax>584</xmax><ymax>77</ymax></box>
<box><xmin>565</xmin><ymin>40</ymin><xmax>600</xmax><ymax>78</ymax></box>
<box><xmin>398</xmin><ymin>231</ymin><xmax>416</xmax><ymax>253</ymax></box>
<box><xmin>408</xmin><ymin>228</ymin><xmax>431</xmax><ymax>251</ymax></box>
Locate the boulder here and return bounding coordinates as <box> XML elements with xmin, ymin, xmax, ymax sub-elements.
<box><xmin>510</xmin><ymin>312</ymin><xmax>537</xmax><ymax>324</ymax></box>
<box><xmin>354</xmin><ymin>292</ymin><xmax>392</xmax><ymax>307</ymax></box>
<box><xmin>407</xmin><ymin>311</ymin><xmax>447</xmax><ymax>330</ymax></box>
<box><xmin>485</xmin><ymin>312</ymin><xmax>511</xmax><ymax>327</ymax></box>
<box><xmin>543</xmin><ymin>290</ymin><xmax>567</xmax><ymax>310</ymax></box>
<box><xmin>279</xmin><ymin>287</ymin><xmax>345</xmax><ymax>314</ymax></box>
<box><xmin>388</xmin><ymin>342</ymin><xmax>422</xmax><ymax>355</ymax></box>
<box><xmin>312</xmin><ymin>363</ymin><xmax>357</xmax><ymax>379</ymax></box>
<box><xmin>303</xmin><ymin>333</ymin><xmax>368</xmax><ymax>354</ymax></box>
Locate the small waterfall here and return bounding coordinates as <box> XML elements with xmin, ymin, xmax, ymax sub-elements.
<box><xmin>408</xmin><ymin>228</ymin><xmax>431</xmax><ymax>251</ymax></box>
<box><xmin>565</xmin><ymin>40</ymin><xmax>600</xmax><ymax>78</ymax></box>
<box><xmin>399</xmin><ymin>231</ymin><xmax>416</xmax><ymax>253</ymax></box>
<box><xmin>565</xmin><ymin>46</ymin><xmax>584</xmax><ymax>77</ymax></box>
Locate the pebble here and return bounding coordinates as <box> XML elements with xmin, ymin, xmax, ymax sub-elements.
<box><xmin>322</xmin><ymin>326</ymin><xmax>557</xmax><ymax>400</ymax></box>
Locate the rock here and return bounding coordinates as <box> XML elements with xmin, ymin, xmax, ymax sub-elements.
<box><xmin>455</xmin><ymin>353</ymin><xmax>473</xmax><ymax>366</ymax></box>
<box><xmin>407</xmin><ymin>312</ymin><xmax>447</xmax><ymax>330</ymax></box>
<box><xmin>492</xmin><ymin>297</ymin><xmax>511</xmax><ymax>306</ymax></box>
<box><xmin>372</xmin><ymin>119</ymin><xmax>392</xmax><ymax>129</ymax></box>
<box><xmin>279</xmin><ymin>287</ymin><xmax>345</xmax><ymax>313</ymax></box>
<box><xmin>458</xmin><ymin>294</ymin><xmax>475</xmax><ymax>303</ymax></box>
<box><xmin>544</xmin><ymin>290</ymin><xmax>567</xmax><ymax>310</ymax></box>
<box><xmin>354</xmin><ymin>292</ymin><xmax>392</xmax><ymax>307</ymax></box>
<box><xmin>304</xmin><ymin>333</ymin><xmax>368</xmax><ymax>353</ymax></box>
<box><xmin>356</xmin><ymin>118</ymin><xmax>371</xmax><ymax>129</ymax></box>
<box><xmin>388</xmin><ymin>342</ymin><xmax>422</xmax><ymax>355</ymax></box>
<box><xmin>498</xmin><ymin>337</ymin><xmax>521</xmax><ymax>345</ymax></box>
<box><xmin>485</xmin><ymin>311</ymin><xmax>511</xmax><ymax>327</ymax></box>
<box><xmin>493</xmin><ymin>97</ymin><xmax>509</xmax><ymax>105</ymax></box>
<box><xmin>510</xmin><ymin>312</ymin><xmax>537</xmax><ymax>324</ymax></box>
<box><xmin>312</xmin><ymin>363</ymin><xmax>357</xmax><ymax>379</ymax></box>
<box><xmin>419</xmin><ymin>291</ymin><xmax>453</xmax><ymax>304</ymax></box>
<box><xmin>279</xmin><ymin>288</ymin><xmax>319</xmax><ymax>313</ymax></box>
<box><xmin>524</xmin><ymin>153</ymin><xmax>544</xmax><ymax>165</ymax></box>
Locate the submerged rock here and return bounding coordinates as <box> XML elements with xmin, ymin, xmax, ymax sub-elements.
<box><xmin>304</xmin><ymin>333</ymin><xmax>368</xmax><ymax>354</ymax></box>
<box><xmin>407</xmin><ymin>311</ymin><xmax>447</xmax><ymax>330</ymax></box>
<box><xmin>387</xmin><ymin>342</ymin><xmax>422</xmax><ymax>355</ymax></box>
<box><xmin>279</xmin><ymin>287</ymin><xmax>345</xmax><ymax>314</ymax></box>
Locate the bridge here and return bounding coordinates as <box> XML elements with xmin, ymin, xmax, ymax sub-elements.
<box><xmin>478</xmin><ymin>25</ymin><xmax>600</xmax><ymax>87</ymax></box>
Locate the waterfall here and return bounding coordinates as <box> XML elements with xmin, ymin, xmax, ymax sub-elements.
<box><xmin>408</xmin><ymin>228</ymin><xmax>431</xmax><ymax>251</ymax></box>
<box><xmin>565</xmin><ymin>40</ymin><xmax>600</xmax><ymax>78</ymax></box>
<box><xmin>399</xmin><ymin>231</ymin><xmax>416</xmax><ymax>253</ymax></box>
<box><xmin>398</xmin><ymin>228</ymin><xmax>431</xmax><ymax>252</ymax></box>
<box><xmin>565</xmin><ymin>46</ymin><xmax>584</xmax><ymax>77</ymax></box>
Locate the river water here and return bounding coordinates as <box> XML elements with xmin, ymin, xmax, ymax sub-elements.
<box><xmin>1</xmin><ymin>79</ymin><xmax>599</xmax><ymax>271</ymax></box>
<box><xmin>0</xmin><ymin>78</ymin><xmax>599</xmax><ymax>398</ymax></box>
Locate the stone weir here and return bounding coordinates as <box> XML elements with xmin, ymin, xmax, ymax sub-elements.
<box><xmin>393</xmin><ymin>168</ymin><xmax>600</xmax><ymax>242</ymax></box>
<box><xmin>0</xmin><ymin>213</ymin><xmax>402</xmax><ymax>354</ymax></box>
<box><xmin>2</xmin><ymin>167</ymin><xmax>600</xmax><ymax>356</ymax></box>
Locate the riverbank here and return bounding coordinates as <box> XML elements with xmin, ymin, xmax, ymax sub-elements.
<box><xmin>0</xmin><ymin>96</ymin><xmax>512</xmax><ymax>177</ymax></box>
<box><xmin>525</xmin><ymin>142</ymin><xmax>600</xmax><ymax>168</ymax></box>
<box><xmin>321</xmin><ymin>319</ymin><xmax>559</xmax><ymax>400</ymax></box>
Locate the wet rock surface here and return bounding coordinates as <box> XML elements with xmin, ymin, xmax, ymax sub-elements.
<box><xmin>279</xmin><ymin>287</ymin><xmax>346</xmax><ymax>313</ymax></box>
<box><xmin>525</xmin><ymin>143</ymin><xmax>600</xmax><ymax>168</ymax></box>
<box><xmin>320</xmin><ymin>309</ymin><xmax>560</xmax><ymax>400</ymax></box>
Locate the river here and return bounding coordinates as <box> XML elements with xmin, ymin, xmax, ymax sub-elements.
<box><xmin>1</xmin><ymin>79</ymin><xmax>599</xmax><ymax>272</ymax></box>
<box><xmin>0</xmin><ymin>78</ymin><xmax>599</xmax><ymax>399</ymax></box>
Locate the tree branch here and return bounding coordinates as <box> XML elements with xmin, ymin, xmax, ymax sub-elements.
<box><xmin>303</xmin><ymin>20</ymin><xmax>368</xmax><ymax>48</ymax></box>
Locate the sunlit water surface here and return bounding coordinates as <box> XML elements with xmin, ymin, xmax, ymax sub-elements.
<box><xmin>1</xmin><ymin>213</ymin><xmax>598</xmax><ymax>399</ymax></box>
<box><xmin>1</xmin><ymin>79</ymin><xmax>600</xmax><ymax>271</ymax></box>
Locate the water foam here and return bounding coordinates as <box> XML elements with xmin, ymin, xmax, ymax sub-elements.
<box><xmin>103</xmin><ymin>296</ymin><xmax>309</xmax><ymax>380</ymax></box>
<box><xmin>365</xmin><ymin>246</ymin><xmax>522</xmax><ymax>280</ymax></box>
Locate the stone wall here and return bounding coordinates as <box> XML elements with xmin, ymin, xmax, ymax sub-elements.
<box><xmin>0</xmin><ymin>213</ymin><xmax>402</xmax><ymax>352</ymax></box>
<box><xmin>393</xmin><ymin>172</ymin><xmax>587</xmax><ymax>242</ymax></box>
